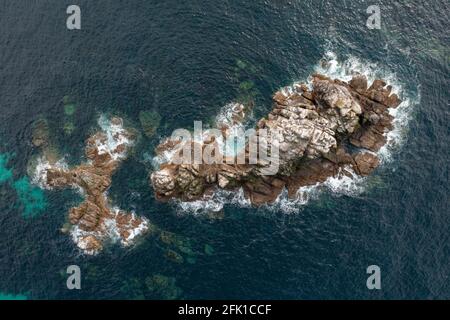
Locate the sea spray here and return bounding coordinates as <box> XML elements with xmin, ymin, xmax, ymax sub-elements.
<box><xmin>30</xmin><ymin>155</ymin><xmax>69</xmax><ymax>190</ymax></box>
<box><xmin>176</xmin><ymin>188</ymin><xmax>251</xmax><ymax>215</ymax></box>
<box><xmin>263</xmin><ymin>167</ymin><xmax>366</xmax><ymax>215</ymax></box>
<box><xmin>97</xmin><ymin>115</ymin><xmax>134</xmax><ymax>160</ymax></box>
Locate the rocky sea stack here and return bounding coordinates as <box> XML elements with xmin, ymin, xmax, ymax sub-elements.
<box><xmin>151</xmin><ymin>73</ymin><xmax>401</xmax><ymax>205</ymax></box>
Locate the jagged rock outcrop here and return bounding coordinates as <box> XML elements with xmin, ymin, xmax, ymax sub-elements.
<box><xmin>151</xmin><ymin>73</ymin><xmax>401</xmax><ymax>205</ymax></box>
<box><xmin>37</xmin><ymin>117</ymin><xmax>149</xmax><ymax>255</ymax></box>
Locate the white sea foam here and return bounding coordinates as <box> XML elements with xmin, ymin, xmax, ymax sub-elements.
<box><xmin>30</xmin><ymin>155</ymin><xmax>68</xmax><ymax>190</ymax></box>
<box><xmin>70</xmin><ymin>203</ymin><xmax>150</xmax><ymax>255</ymax></box>
<box><xmin>323</xmin><ymin>166</ymin><xmax>366</xmax><ymax>196</ymax></box>
<box><xmin>176</xmin><ymin>188</ymin><xmax>251</xmax><ymax>215</ymax></box>
<box><xmin>262</xmin><ymin>51</ymin><xmax>417</xmax><ymax>213</ymax></box>
<box><xmin>151</xmin><ymin>102</ymin><xmax>249</xmax><ymax>169</ymax></box>
<box><xmin>121</xmin><ymin>217</ymin><xmax>149</xmax><ymax>246</ymax></box>
<box><xmin>263</xmin><ymin>166</ymin><xmax>367</xmax><ymax>214</ymax></box>
<box><xmin>70</xmin><ymin>226</ymin><xmax>101</xmax><ymax>256</ymax></box>
<box><xmin>151</xmin><ymin>144</ymin><xmax>179</xmax><ymax>170</ymax></box>
<box><xmin>109</xmin><ymin>207</ymin><xmax>149</xmax><ymax>246</ymax></box>
<box><xmin>215</xmin><ymin>102</ymin><xmax>244</xmax><ymax>129</ymax></box>
<box><xmin>378</xmin><ymin>94</ymin><xmax>417</xmax><ymax>163</ymax></box>
<box><xmin>96</xmin><ymin>115</ymin><xmax>133</xmax><ymax>160</ymax></box>
<box><xmin>174</xmin><ymin>51</ymin><xmax>418</xmax><ymax>214</ymax></box>
<box><xmin>94</xmin><ymin>203</ymin><xmax>149</xmax><ymax>248</ymax></box>
<box><xmin>262</xmin><ymin>186</ymin><xmax>321</xmax><ymax>214</ymax></box>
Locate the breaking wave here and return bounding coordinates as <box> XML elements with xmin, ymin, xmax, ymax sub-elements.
<box><xmin>97</xmin><ymin>115</ymin><xmax>133</xmax><ymax>160</ymax></box>
<box><xmin>175</xmin><ymin>188</ymin><xmax>251</xmax><ymax>215</ymax></box>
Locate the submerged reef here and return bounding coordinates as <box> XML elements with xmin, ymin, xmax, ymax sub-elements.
<box><xmin>145</xmin><ymin>274</ymin><xmax>183</xmax><ymax>299</ymax></box>
<box><xmin>62</xmin><ymin>95</ymin><xmax>77</xmax><ymax>136</ymax></box>
<box><xmin>139</xmin><ymin>110</ymin><xmax>161</xmax><ymax>138</ymax></box>
<box><xmin>150</xmin><ymin>73</ymin><xmax>401</xmax><ymax>205</ymax></box>
<box><xmin>33</xmin><ymin>117</ymin><xmax>149</xmax><ymax>255</ymax></box>
<box><xmin>233</xmin><ymin>59</ymin><xmax>260</xmax><ymax>107</ymax></box>
<box><xmin>120</xmin><ymin>273</ymin><xmax>183</xmax><ymax>300</ymax></box>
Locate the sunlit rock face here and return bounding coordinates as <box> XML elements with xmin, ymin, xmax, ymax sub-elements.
<box><xmin>37</xmin><ymin>117</ymin><xmax>149</xmax><ymax>255</ymax></box>
<box><xmin>151</xmin><ymin>73</ymin><xmax>401</xmax><ymax>205</ymax></box>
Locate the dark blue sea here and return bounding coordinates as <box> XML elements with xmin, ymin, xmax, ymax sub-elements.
<box><xmin>0</xmin><ymin>0</ymin><xmax>448</xmax><ymax>299</ymax></box>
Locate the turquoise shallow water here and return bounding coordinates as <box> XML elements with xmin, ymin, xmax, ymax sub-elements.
<box><xmin>0</xmin><ymin>0</ymin><xmax>448</xmax><ymax>299</ymax></box>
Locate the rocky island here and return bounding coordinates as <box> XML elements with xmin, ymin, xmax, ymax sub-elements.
<box><xmin>151</xmin><ymin>73</ymin><xmax>401</xmax><ymax>205</ymax></box>
<box><xmin>34</xmin><ymin>117</ymin><xmax>149</xmax><ymax>255</ymax></box>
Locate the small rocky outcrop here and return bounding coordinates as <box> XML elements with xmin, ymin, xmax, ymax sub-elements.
<box><xmin>150</xmin><ymin>74</ymin><xmax>401</xmax><ymax>205</ymax></box>
<box><xmin>37</xmin><ymin>117</ymin><xmax>149</xmax><ymax>255</ymax></box>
